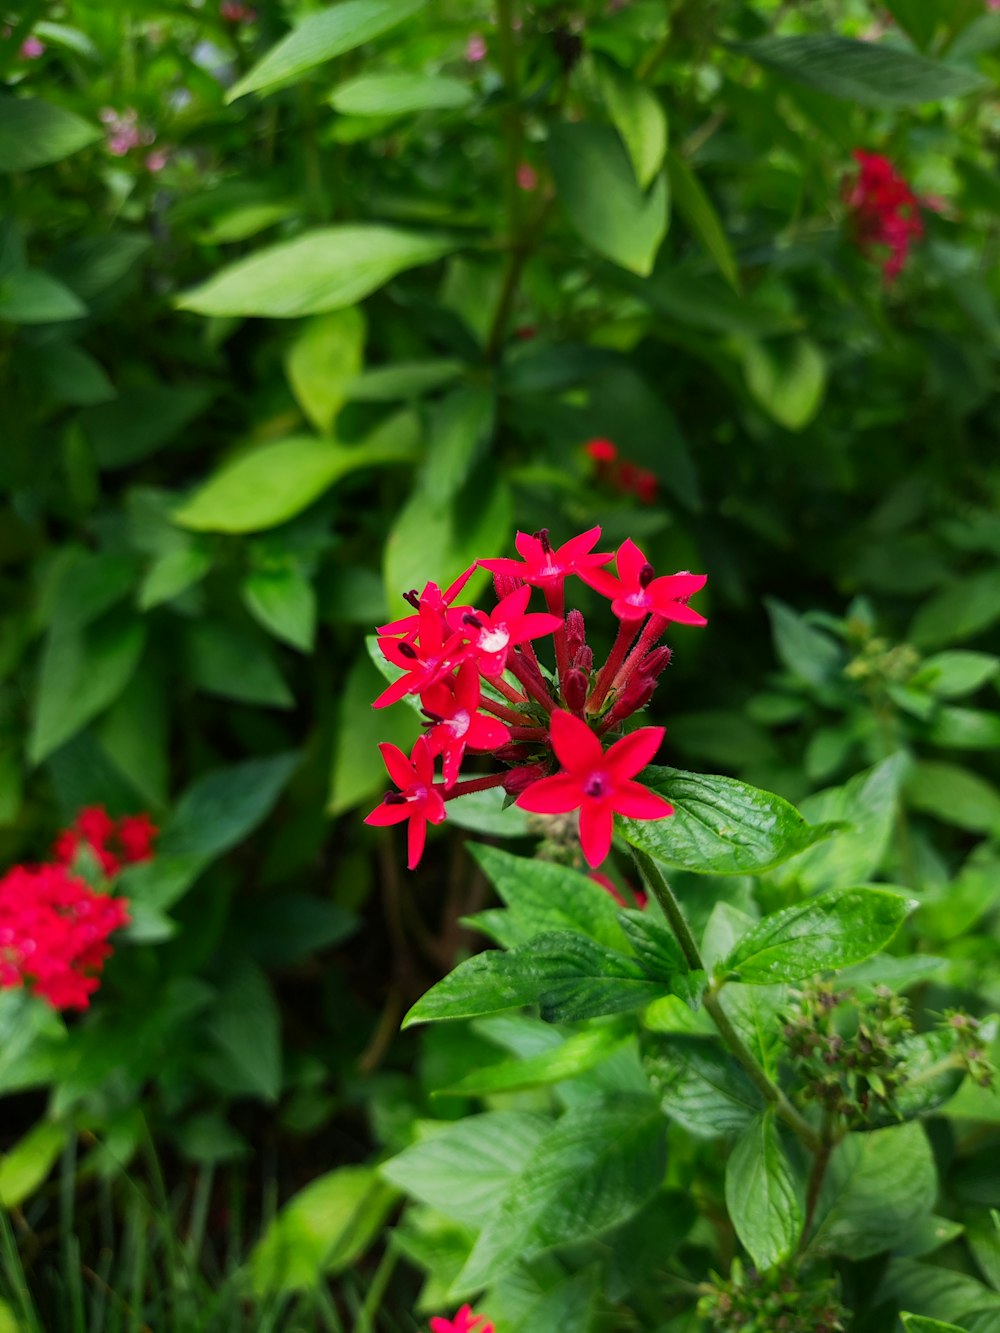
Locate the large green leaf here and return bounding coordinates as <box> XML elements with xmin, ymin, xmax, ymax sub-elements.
<box><xmin>173</xmin><ymin>426</ymin><xmax>417</xmax><ymax>533</ymax></box>
<box><xmin>403</xmin><ymin>932</ymin><xmax>666</xmax><ymax>1028</ymax></box>
<box><xmin>725</xmin><ymin>1113</ymin><xmax>803</xmax><ymax>1271</ymax></box>
<box><xmin>330</xmin><ymin>72</ymin><xmax>473</xmax><ymax>116</ymax></box>
<box><xmin>911</xmin><ymin>571</ymin><xmax>1000</xmax><ymax>648</ymax></box>
<box><xmin>643</xmin><ymin>1033</ymin><xmax>764</xmax><ymax>1136</ymax></box>
<box><xmin>667</xmin><ymin>150</ymin><xmax>739</xmax><ymax>291</ymax></box>
<box><xmin>618</xmin><ymin>766</ymin><xmax>838</xmax><ymax>875</ymax></box>
<box><xmin>733</xmin><ymin>35</ymin><xmax>988</xmax><ymax>106</ymax></box>
<box><xmin>0</xmin><ymin>96</ymin><xmax>100</xmax><ymax>172</ymax></box>
<box><xmin>207</xmin><ymin>958</ymin><xmax>282</xmax><ymax>1102</ymax></box>
<box><xmin>741</xmin><ymin>335</ymin><xmax>827</xmax><ymax>432</ymax></box>
<box><xmin>284</xmin><ymin>307</ymin><xmax>366</xmax><ymax>436</ymax></box>
<box><xmin>185</xmin><ymin>621</ymin><xmax>293</xmax><ymax>708</ymax></box>
<box><xmin>721</xmin><ymin>887</ymin><xmax>912</xmax><ymax>984</ymax></box>
<box><xmin>328</xmin><ymin>648</ymin><xmax>420</xmax><ymax>815</ymax></box>
<box><xmin>250</xmin><ymin>1166</ymin><xmax>396</xmax><ymax>1294</ymax></box>
<box><xmin>597</xmin><ymin>62</ymin><xmax>668</xmax><ymax>192</ymax></box>
<box><xmin>158</xmin><ymin>752</ymin><xmax>299</xmax><ymax>860</ymax></box>
<box><xmin>454</xmin><ymin>1096</ymin><xmax>665</xmax><ymax>1293</ymax></box>
<box><xmin>380</xmin><ymin>1111</ymin><xmax>550</xmax><ymax>1227</ymax></box>
<box><xmin>242</xmin><ymin>566</ymin><xmax>316</xmax><ymax>652</ymax></box>
<box><xmin>228</xmin><ymin>0</ymin><xmax>427</xmax><ymax>100</ymax></box>
<box><xmin>0</xmin><ymin>270</ymin><xmax>86</xmax><ymax>324</ymax></box>
<box><xmin>808</xmin><ymin>1122</ymin><xmax>936</xmax><ymax>1259</ymax></box>
<box><xmin>437</xmin><ymin>1025</ymin><xmax>629</xmax><ymax>1100</ymax></box>
<box><xmin>177</xmin><ymin>226</ymin><xmax>453</xmax><ymax>319</ymax></box>
<box><xmin>901</xmin><ymin>1317</ymin><xmax>969</xmax><ymax>1333</ymax></box>
<box><xmin>546</xmin><ymin>122</ymin><xmax>669</xmax><ymax>277</ymax></box>
<box><xmin>0</xmin><ymin>1121</ymin><xmax>67</xmax><ymax>1208</ymax></box>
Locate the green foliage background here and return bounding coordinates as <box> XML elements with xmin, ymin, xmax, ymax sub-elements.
<box><xmin>4</xmin><ymin>0</ymin><xmax>1000</xmax><ymax>1328</ymax></box>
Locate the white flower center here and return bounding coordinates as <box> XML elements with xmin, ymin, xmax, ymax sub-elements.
<box><xmin>479</xmin><ymin>625</ymin><xmax>510</xmax><ymax>654</ymax></box>
<box><xmin>447</xmin><ymin>710</ymin><xmax>471</xmax><ymax>739</ymax></box>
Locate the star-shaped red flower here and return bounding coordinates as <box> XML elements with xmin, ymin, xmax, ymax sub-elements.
<box><xmin>421</xmin><ymin>662</ymin><xmax>511</xmax><ymax>788</ymax></box>
<box><xmin>478</xmin><ymin>526</ymin><xmax>611</xmax><ymax>590</ymax></box>
<box><xmin>364</xmin><ymin>737</ymin><xmax>446</xmax><ymax>869</ymax></box>
<box><xmin>375</xmin><ymin>597</ymin><xmax>473</xmax><ymax>709</ymax></box>
<box><xmin>448</xmin><ymin>584</ymin><xmax>561</xmax><ymax>678</ymax></box>
<box><xmin>429</xmin><ymin>1306</ymin><xmax>494</xmax><ymax>1333</ymax></box>
<box><xmin>515</xmin><ymin>710</ymin><xmax>673</xmax><ymax>867</ymax></box>
<box><xmin>579</xmin><ymin>538</ymin><xmax>707</xmax><ymax>625</ymax></box>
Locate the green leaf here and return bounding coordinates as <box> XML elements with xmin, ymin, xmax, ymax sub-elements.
<box><xmin>381</xmin><ymin>1111</ymin><xmax>549</xmax><ymax>1227</ymax></box>
<box><xmin>618</xmin><ymin>766</ymin><xmax>838</xmax><ymax>876</ymax></box>
<box><xmin>644</xmin><ymin>1034</ymin><xmax>764</xmax><ymax>1136</ymax></box>
<box><xmin>766</xmin><ymin>598</ymin><xmax>843</xmax><ymax>687</ymax></box>
<box><xmin>468</xmin><ymin>845</ymin><xmax>628</xmax><ymax>951</ymax></box>
<box><xmin>773</xmin><ymin>755</ymin><xmax>903</xmax><ymax>893</ymax></box>
<box><xmin>185</xmin><ymin>621</ymin><xmax>293</xmax><ymax>708</ymax></box>
<box><xmin>0</xmin><ymin>1121</ymin><xmax>67</xmax><ymax>1207</ymax></box>
<box><xmin>423</xmin><ymin>386</ymin><xmax>496</xmax><ymax>503</ymax></box>
<box><xmin>177</xmin><ymin>226</ymin><xmax>452</xmax><ymax>319</ymax></box>
<box><xmin>733</xmin><ymin>35</ymin><xmax>988</xmax><ymax>106</ymax></box>
<box><xmin>207</xmin><ymin>959</ymin><xmax>282</xmax><ymax>1102</ymax></box>
<box><xmin>883</xmin><ymin>0</ymin><xmax>941</xmax><ymax>50</ymax></box>
<box><xmin>726</xmin><ymin>1112</ymin><xmax>803</xmax><ymax>1271</ymax></box>
<box><xmin>250</xmin><ymin>1166</ymin><xmax>396</xmax><ymax>1294</ymax></box>
<box><xmin>597</xmin><ymin>62</ymin><xmax>668</xmax><ymax>191</ymax></box>
<box><xmin>242</xmin><ymin>567</ymin><xmax>316</xmax><ymax>651</ymax></box>
<box><xmin>32</xmin><ymin>341</ymin><xmax>115</xmax><ymax>406</ymax></box>
<box><xmin>926</xmin><ymin>705</ymin><xmax>1000</xmax><ymax>749</ymax></box>
<box><xmin>347</xmin><ymin>358</ymin><xmax>464</xmax><ymax>402</ymax></box>
<box><xmin>722</xmin><ymin>887</ymin><xmax>911</xmax><ymax>984</ymax></box>
<box><xmin>906</xmin><ymin>760</ymin><xmax>1000</xmax><ymax>835</ymax></box>
<box><xmin>285</xmin><ymin>307</ymin><xmax>366</xmax><ymax>437</ymax></box>
<box><xmin>403</xmin><ymin>932</ymin><xmax>666</xmax><ymax>1028</ymax></box>
<box><xmin>228</xmin><ymin>0</ymin><xmax>427</xmax><ymax>100</ymax></box>
<box><xmin>741</xmin><ymin>336</ymin><xmax>827</xmax><ymax>432</ymax></box>
<box><xmin>886</xmin><ymin>1261</ymin><xmax>1000</xmax><ymax>1323</ymax></box>
<box><xmin>445</xmin><ymin>787</ymin><xmax>531</xmax><ymax>839</ymax></box>
<box><xmin>901</xmin><ymin>1317</ymin><xmax>969</xmax><ymax>1333</ymax></box>
<box><xmin>436</xmin><ymin>1024</ymin><xmax>629</xmax><ymax>1099</ymax></box>
<box><xmin>808</xmin><ymin>1122</ymin><xmax>937</xmax><ymax>1259</ymax></box>
<box><xmin>666</xmin><ymin>150</ymin><xmax>740</xmax><ymax>292</ymax></box>
<box><xmin>328</xmin><ymin>648</ymin><xmax>419</xmax><ymax>815</ymax></box>
<box><xmin>159</xmin><ymin>752</ymin><xmax>299</xmax><ymax>860</ymax></box>
<box><xmin>0</xmin><ymin>269</ymin><xmax>86</xmax><ymax>324</ymax></box>
<box><xmin>138</xmin><ymin>543</ymin><xmax>213</xmax><ymax>610</ymax></box>
<box><xmin>546</xmin><ymin>122</ymin><xmax>668</xmax><ymax>277</ymax></box>
<box><xmin>0</xmin><ymin>96</ymin><xmax>100</xmax><ymax>172</ymax></box>
<box><xmin>913</xmin><ymin>651</ymin><xmax>1000</xmax><ymax>699</ymax></box>
<box><xmin>910</xmin><ymin>572</ymin><xmax>1000</xmax><ymax>649</ymax></box>
<box><xmin>454</xmin><ymin>1096</ymin><xmax>665</xmax><ymax>1294</ymax></box>
<box><xmin>82</xmin><ymin>385</ymin><xmax>213</xmax><ymax>470</ymax></box>
<box><xmin>330</xmin><ymin>72</ymin><xmax>473</xmax><ymax>116</ymax></box>
<box><xmin>197</xmin><ymin>201</ymin><xmax>299</xmax><ymax>245</ymax></box>
<box><xmin>30</xmin><ymin>613</ymin><xmax>146</xmax><ymax>765</ymax></box>
<box><xmin>174</xmin><ymin>427</ymin><xmax>417</xmax><ymax>533</ymax></box>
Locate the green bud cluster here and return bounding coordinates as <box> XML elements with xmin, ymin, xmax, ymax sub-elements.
<box><xmin>697</xmin><ymin>1260</ymin><xmax>847</xmax><ymax>1333</ymax></box>
<box><xmin>782</xmin><ymin>982</ymin><xmax>912</xmax><ymax>1123</ymax></box>
<box><xmin>942</xmin><ymin>1010</ymin><xmax>997</xmax><ymax>1089</ymax></box>
<box><xmin>843</xmin><ymin>635</ymin><xmax>920</xmax><ymax>687</ymax></box>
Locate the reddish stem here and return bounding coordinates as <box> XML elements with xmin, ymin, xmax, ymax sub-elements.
<box><xmin>544</xmin><ymin>582</ymin><xmax>569</xmax><ymax>694</ymax></box>
<box><xmin>587</xmin><ymin>618</ymin><xmax>640</xmax><ymax>714</ymax></box>
<box><xmin>442</xmin><ymin>772</ymin><xmax>509</xmax><ymax>800</ymax></box>
<box><xmin>612</xmin><ymin>613</ymin><xmax>668</xmax><ymax>692</ymax></box>
<box><xmin>479</xmin><ymin>697</ymin><xmax>530</xmax><ymax>726</ymax></box>
<box><xmin>491</xmin><ymin>674</ymin><xmax>528</xmax><ymax>705</ymax></box>
<box><xmin>507</xmin><ymin>651</ymin><xmax>555</xmax><ymax>713</ymax></box>
<box><xmin>509</xmin><ymin>726</ymin><xmax>548</xmax><ymax>740</ymax></box>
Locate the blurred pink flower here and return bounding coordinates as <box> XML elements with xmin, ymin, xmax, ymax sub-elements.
<box><xmin>19</xmin><ymin>35</ymin><xmax>45</xmax><ymax>58</ymax></box>
<box><xmin>145</xmin><ymin>149</ymin><xmax>169</xmax><ymax>173</ymax></box>
<box><xmin>466</xmin><ymin>33</ymin><xmax>487</xmax><ymax>62</ymax></box>
<box><xmin>221</xmin><ymin>1</ymin><xmax>257</xmax><ymax>20</ymax></box>
<box><xmin>988</xmin><ymin>0</ymin><xmax>1000</xmax><ymax>11</ymax></box>
<box><xmin>517</xmin><ymin>162</ymin><xmax>539</xmax><ymax>191</ymax></box>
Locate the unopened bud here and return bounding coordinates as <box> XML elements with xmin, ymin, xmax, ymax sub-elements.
<box><xmin>643</xmin><ymin>645</ymin><xmax>672</xmax><ymax>677</ymax></box>
<box><xmin>495</xmin><ymin>742</ymin><xmax>532</xmax><ymax>764</ymax></box>
<box><xmin>503</xmin><ymin>763</ymin><xmax>548</xmax><ymax>796</ymax></box>
<box><xmin>563</xmin><ymin>669</ymin><xmax>588</xmax><ymax>713</ymax></box>
<box><xmin>493</xmin><ymin>572</ymin><xmax>523</xmax><ymax>601</ymax></box>
<box><xmin>566</xmin><ymin>608</ymin><xmax>586</xmax><ymax>657</ymax></box>
<box><xmin>574</xmin><ymin>644</ymin><xmax>593</xmax><ymax>674</ymax></box>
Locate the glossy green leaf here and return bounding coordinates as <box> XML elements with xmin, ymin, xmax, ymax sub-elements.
<box><xmin>228</xmin><ymin>0</ymin><xmax>427</xmax><ymax>100</ymax></box>
<box><xmin>159</xmin><ymin>752</ymin><xmax>299</xmax><ymax>860</ymax></box>
<box><xmin>285</xmin><ymin>307</ymin><xmax>366</xmax><ymax>436</ymax></box>
<box><xmin>741</xmin><ymin>335</ymin><xmax>827</xmax><ymax>431</ymax></box>
<box><xmin>808</xmin><ymin>1122</ymin><xmax>936</xmax><ymax>1259</ymax></box>
<box><xmin>0</xmin><ymin>96</ymin><xmax>100</xmax><ymax>172</ymax></box>
<box><xmin>242</xmin><ymin>567</ymin><xmax>316</xmax><ymax>651</ymax></box>
<box><xmin>901</xmin><ymin>1317</ymin><xmax>968</xmax><ymax>1333</ymax></box>
<box><xmin>454</xmin><ymin>1096</ymin><xmax>665</xmax><ymax>1293</ymax></box>
<box><xmin>381</xmin><ymin>1111</ymin><xmax>549</xmax><ymax>1227</ymax></box>
<box><xmin>597</xmin><ymin>62</ymin><xmax>668</xmax><ymax>191</ymax></box>
<box><xmin>330</xmin><ymin>72</ymin><xmax>472</xmax><ymax>116</ymax></box>
<box><xmin>734</xmin><ymin>35</ymin><xmax>988</xmax><ymax>106</ymax></box>
<box><xmin>174</xmin><ymin>427</ymin><xmax>417</xmax><ymax>533</ymax></box>
<box><xmin>667</xmin><ymin>150</ymin><xmax>739</xmax><ymax>291</ymax></box>
<box><xmin>722</xmin><ymin>887</ymin><xmax>911</xmax><ymax>984</ymax></box>
<box><xmin>250</xmin><ymin>1166</ymin><xmax>396</xmax><ymax>1293</ymax></box>
<box><xmin>726</xmin><ymin>1113</ymin><xmax>803</xmax><ymax>1270</ymax></box>
<box><xmin>437</xmin><ymin>1024</ymin><xmax>628</xmax><ymax>1099</ymax></box>
<box><xmin>177</xmin><ymin>226</ymin><xmax>453</xmax><ymax>319</ymax></box>
<box><xmin>403</xmin><ymin>932</ymin><xmax>666</xmax><ymax>1028</ymax></box>
<box><xmin>0</xmin><ymin>269</ymin><xmax>86</xmax><ymax>324</ymax></box>
<box><xmin>0</xmin><ymin>1120</ymin><xmax>67</xmax><ymax>1207</ymax></box>
<box><xmin>884</xmin><ymin>1260</ymin><xmax>1000</xmax><ymax>1324</ymax></box>
<box><xmin>546</xmin><ymin>122</ymin><xmax>668</xmax><ymax>277</ymax></box>
<box><xmin>207</xmin><ymin>959</ymin><xmax>282</xmax><ymax>1102</ymax></box>
<box><xmin>643</xmin><ymin>1034</ymin><xmax>764</xmax><ymax>1136</ymax></box>
<box><xmin>618</xmin><ymin>766</ymin><xmax>838</xmax><ymax>875</ymax></box>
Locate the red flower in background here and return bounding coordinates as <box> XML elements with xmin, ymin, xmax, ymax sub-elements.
<box><xmin>585</xmin><ymin>439</ymin><xmax>658</xmax><ymax>505</ymax></box>
<box><xmin>430</xmin><ymin>1306</ymin><xmax>494</xmax><ymax>1333</ymax></box>
<box><xmin>844</xmin><ymin>150</ymin><xmax>924</xmax><ymax>283</ymax></box>
<box><xmin>55</xmin><ymin>805</ymin><xmax>157</xmax><ymax>878</ymax></box>
<box><xmin>580</xmin><ymin>539</ymin><xmax>708</xmax><ymax>625</ymax></box>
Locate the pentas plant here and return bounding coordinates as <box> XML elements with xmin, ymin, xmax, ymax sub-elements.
<box><xmin>366</xmin><ymin>528</ymin><xmax>707</xmax><ymax>869</ymax></box>
<box><xmin>844</xmin><ymin>149</ymin><xmax>924</xmax><ymax>283</ymax></box>
<box><xmin>0</xmin><ymin>806</ymin><xmax>153</xmax><ymax>1011</ymax></box>
<box><xmin>429</xmin><ymin>1306</ymin><xmax>493</xmax><ymax>1333</ymax></box>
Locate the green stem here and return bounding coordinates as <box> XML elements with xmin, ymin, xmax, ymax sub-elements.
<box><xmin>630</xmin><ymin>847</ymin><xmax>824</xmax><ymax>1152</ymax></box>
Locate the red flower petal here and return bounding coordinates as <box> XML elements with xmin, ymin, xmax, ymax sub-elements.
<box><xmin>604</xmin><ymin>726</ymin><xmax>665</xmax><ymax>779</ymax></box>
<box><xmin>515</xmin><ymin>772</ymin><xmax>584</xmax><ymax>814</ymax></box>
<box><xmin>548</xmin><ymin>709</ymin><xmax>603</xmax><ymax>771</ymax></box>
<box><xmin>578</xmin><ymin>800</ymin><xmax>615</xmax><ymax>868</ymax></box>
<box><xmin>612</xmin><ymin>780</ymin><xmax>674</xmax><ymax>820</ymax></box>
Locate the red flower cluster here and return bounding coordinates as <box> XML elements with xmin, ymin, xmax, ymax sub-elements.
<box><xmin>430</xmin><ymin>1307</ymin><xmax>494</xmax><ymax>1333</ymax></box>
<box><xmin>54</xmin><ymin>806</ymin><xmax>157</xmax><ymax>878</ymax></box>
<box><xmin>844</xmin><ymin>149</ymin><xmax>923</xmax><ymax>283</ymax></box>
<box><xmin>366</xmin><ymin>528</ymin><xmax>707</xmax><ymax>869</ymax></box>
<box><xmin>585</xmin><ymin>438</ymin><xmax>658</xmax><ymax>505</ymax></box>
<box><xmin>0</xmin><ymin>806</ymin><xmax>153</xmax><ymax>1011</ymax></box>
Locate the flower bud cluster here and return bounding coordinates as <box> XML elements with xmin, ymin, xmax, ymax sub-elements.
<box><xmin>0</xmin><ymin>805</ymin><xmax>154</xmax><ymax>1011</ymax></box>
<box><xmin>943</xmin><ymin>1010</ymin><xmax>997</xmax><ymax>1089</ymax></box>
<box><xmin>698</xmin><ymin>1262</ymin><xmax>847</xmax><ymax>1333</ymax></box>
<box><xmin>844</xmin><ymin>149</ymin><xmax>924</xmax><ymax>283</ymax></box>
<box><xmin>782</xmin><ymin>983</ymin><xmax>913</xmax><ymax>1123</ymax></box>
<box><xmin>366</xmin><ymin>528</ymin><xmax>707</xmax><ymax>869</ymax></box>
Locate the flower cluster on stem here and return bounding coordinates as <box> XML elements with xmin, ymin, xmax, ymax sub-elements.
<box><xmin>844</xmin><ymin>149</ymin><xmax>923</xmax><ymax>283</ymax></box>
<box><xmin>366</xmin><ymin>528</ymin><xmax>707</xmax><ymax>869</ymax></box>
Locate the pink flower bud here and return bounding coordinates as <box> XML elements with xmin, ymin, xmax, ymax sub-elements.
<box><xmin>502</xmin><ymin>763</ymin><xmax>548</xmax><ymax>796</ymax></box>
<box><xmin>563</xmin><ymin>669</ymin><xmax>589</xmax><ymax>713</ymax></box>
